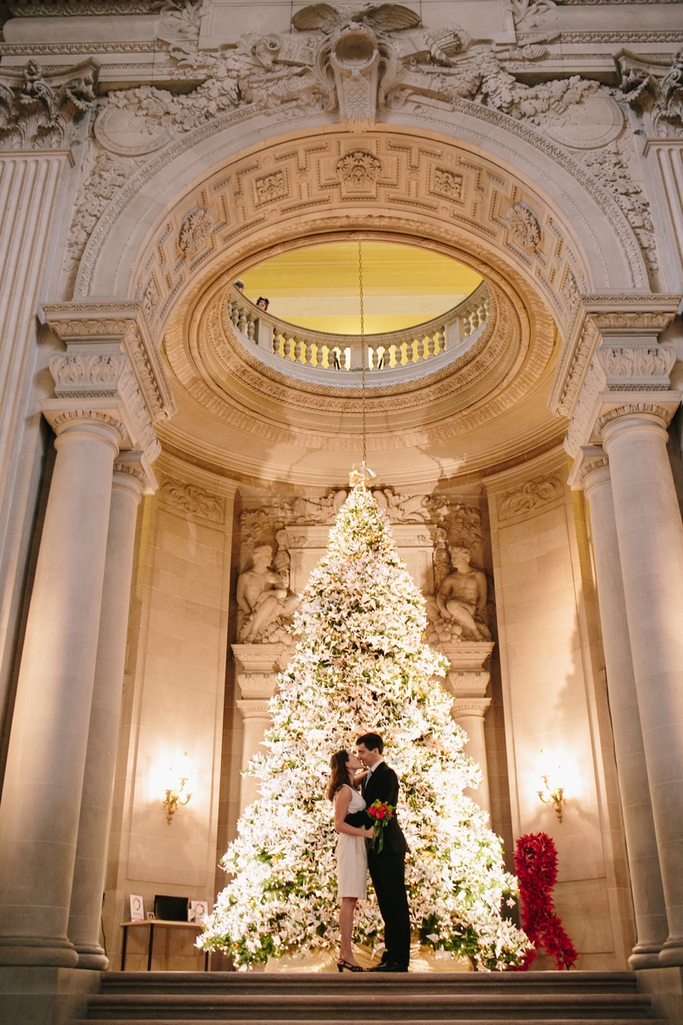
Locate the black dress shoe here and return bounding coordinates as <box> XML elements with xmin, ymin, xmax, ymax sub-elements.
<box><xmin>368</xmin><ymin>961</ymin><xmax>409</xmax><ymax>972</ymax></box>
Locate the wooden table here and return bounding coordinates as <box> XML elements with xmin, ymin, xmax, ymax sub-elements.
<box><xmin>120</xmin><ymin>920</ymin><xmax>209</xmax><ymax>971</ymax></box>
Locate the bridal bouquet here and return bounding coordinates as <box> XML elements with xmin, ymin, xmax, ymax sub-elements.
<box><xmin>367</xmin><ymin>800</ymin><xmax>395</xmax><ymax>853</ymax></box>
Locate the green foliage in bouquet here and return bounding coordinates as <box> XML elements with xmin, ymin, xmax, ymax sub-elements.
<box><xmin>200</xmin><ymin>481</ymin><xmax>529</xmax><ymax>969</ymax></box>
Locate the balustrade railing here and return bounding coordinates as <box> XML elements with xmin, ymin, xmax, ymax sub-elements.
<box><xmin>226</xmin><ymin>281</ymin><xmax>490</xmax><ymax>375</ymax></box>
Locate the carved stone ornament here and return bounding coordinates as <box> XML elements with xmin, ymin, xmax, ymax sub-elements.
<box><xmin>66</xmin><ymin>4</ymin><xmax>662</xmax><ymax>291</ymax></box>
<box><xmin>178</xmin><ymin>207</ymin><xmax>214</xmax><ymax>255</ymax></box>
<box><xmin>618</xmin><ymin>49</ymin><xmax>683</xmax><ymax>139</ymax></box>
<box><xmin>497</xmin><ymin>473</ymin><xmax>564</xmax><ymax>521</ymax></box>
<box><xmin>159</xmin><ymin>476</ymin><xmax>225</xmax><ymax>522</ymax></box>
<box><xmin>508</xmin><ymin>203</ymin><xmax>541</xmax><ymax>252</ymax></box>
<box><xmin>335</xmin><ymin>150</ymin><xmax>382</xmax><ymax>186</ymax></box>
<box><xmin>0</xmin><ymin>59</ymin><xmax>96</xmax><ymax>150</ymax></box>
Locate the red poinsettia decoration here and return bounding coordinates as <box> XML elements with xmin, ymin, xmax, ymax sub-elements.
<box><xmin>512</xmin><ymin>832</ymin><xmax>578</xmax><ymax>971</ymax></box>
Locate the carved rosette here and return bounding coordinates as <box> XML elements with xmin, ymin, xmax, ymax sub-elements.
<box><xmin>41</xmin><ymin>302</ymin><xmax>177</xmax><ymax>490</ymax></box>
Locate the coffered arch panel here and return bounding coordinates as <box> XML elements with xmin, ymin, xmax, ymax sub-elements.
<box><xmin>77</xmin><ymin>111</ymin><xmax>648</xmax><ymax>342</ymax></box>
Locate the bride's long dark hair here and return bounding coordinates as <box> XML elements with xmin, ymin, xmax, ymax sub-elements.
<box><xmin>327</xmin><ymin>749</ymin><xmax>352</xmax><ymax>801</ymax></box>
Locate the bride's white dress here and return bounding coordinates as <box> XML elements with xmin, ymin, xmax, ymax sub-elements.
<box><xmin>335</xmin><ymin>784</ymin><xmax>368</xmax><ymax>899</ymax></box>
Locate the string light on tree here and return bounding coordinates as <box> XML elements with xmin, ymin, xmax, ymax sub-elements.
<box><xmin>200</xmin><ymin>480</ymin><xmax>530</xmax><ymax>969</ymax></box>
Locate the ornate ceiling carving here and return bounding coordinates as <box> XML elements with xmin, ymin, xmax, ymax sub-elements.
<box><xmin>123</xmin><ymin>127</ymin><xmax>589</xmax><ymax>349</ymax></box>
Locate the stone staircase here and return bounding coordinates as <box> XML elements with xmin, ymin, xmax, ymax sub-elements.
<box><xmin>76</xmin><ymin>970</ymin><xmax>666</xmax><ymax>1024</ymax></box>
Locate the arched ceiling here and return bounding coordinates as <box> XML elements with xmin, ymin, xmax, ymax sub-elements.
<box><xmin>95</xmin><ymin>122</ymin><xmax>627</xmax><ymax>486</ymax></box>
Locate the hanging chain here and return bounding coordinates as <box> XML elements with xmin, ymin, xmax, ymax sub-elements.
<box><xmin>358</xmin><ymin>239</ymin><xmax>367</xmax><ymax>466</ymax></box>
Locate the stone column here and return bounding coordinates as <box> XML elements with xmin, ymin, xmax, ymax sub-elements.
<box><xmin>598</xmin><ymin>405</ymin><xmax>683</xmax><ymax>967</ymax></box>
<box><xmin>0</xmin><ymin>303</ymin><xmax>173</xmax><ymax>968</ymax></box>
<box><xmin>579</xmin><ymin>451</ymin><xmax>668</xmax><ymax>968</ymax></box>
<box><xmin>440</xmin><ymin>643</ymin><xmax>494</xmax><ymax>815</ymax></box>
<box><xmin>67</xmin><ymin>456</ymin><xmax>151</xmax><ymax>970</ymax></box>
<box><xmin>233</xmin><ymin>644</ymin><xmax>292</xmax><ymax>813</ymax></box>
<box><xmin>0</xmin><ymin>410</ymin><xmax>123</xmax><ymax>967</ymax></box>
<box><xmin>0</xmin><ymin>60</ymin><xmax>97</xmax><ymax>779</ymax></box>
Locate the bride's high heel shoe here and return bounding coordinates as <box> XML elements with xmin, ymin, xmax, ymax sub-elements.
<box><xmin>337</xmin><ymin>958</ymin><xmax>364</xmax><ymax>973</ymax></box>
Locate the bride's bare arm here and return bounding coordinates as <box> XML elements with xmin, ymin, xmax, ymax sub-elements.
<box><xmin>334</xmin><ymin>787</ymin><xmax>374</xmax><ymax>837</ymax></box>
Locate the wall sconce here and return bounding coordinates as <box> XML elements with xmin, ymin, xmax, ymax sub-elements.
<box><xmin>162</xmin><ymin>752</ymin><xmax>193</xmax><ymax>824</ymax></box>
<box><xmin>536</xmin><ymin>749</ymin><xmax>566</xmax><ymax>823</ymax></box>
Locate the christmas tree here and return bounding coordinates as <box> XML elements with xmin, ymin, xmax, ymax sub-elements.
<box><xmin>200</xmin><ymin>476</ymin><xmax>529</xmax><ymax>969</ymax></box>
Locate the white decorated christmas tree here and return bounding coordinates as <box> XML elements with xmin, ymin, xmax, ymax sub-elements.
<box><xmin>201</xmin><ymin>475</ymin><xmax>529</xmax><ymax>969</ymax></box>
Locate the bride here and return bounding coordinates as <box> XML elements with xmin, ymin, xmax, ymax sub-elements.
<box><xmin>327</xmin><ymin>750</ymin><xmax>374</xmax><ymax>972</ymax></box>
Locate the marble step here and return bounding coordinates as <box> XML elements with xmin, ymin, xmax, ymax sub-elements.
<box><xmin>79</xmin><ymin>971</ymin><xmax>659</xmax><ymax>1023</ymax></box>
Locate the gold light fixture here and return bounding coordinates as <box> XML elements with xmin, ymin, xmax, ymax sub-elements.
<box><xmin>162</xmin><ymin>752</ymin><xmax>193</xmax><ymax>824</ymax></box>
<box><xmin>536</xmin><ymin>749</ymin><xmax>566</xmax><ymax>823</ymax></box>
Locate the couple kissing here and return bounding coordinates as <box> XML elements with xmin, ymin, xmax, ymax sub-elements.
<box><xmin>327</xmin><ymin>732</ymin><xmax>410</xmax><ymax>973</ymax></box>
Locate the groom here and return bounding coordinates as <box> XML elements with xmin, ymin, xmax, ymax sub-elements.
<box><xmin>356</xmin><ymin>732</ymin><xmax>410</xmax><ymax>972</ymax></box>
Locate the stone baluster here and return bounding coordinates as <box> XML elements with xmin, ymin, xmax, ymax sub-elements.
<box><xmin>562</xmin><ymin>296</ymin><xmax>683</xmax><ymax>967</ymax></box>
<box><xmin>67</xmin><ymin>455</ymin><xmax>153</xmax><ymax>970</ymax></box>
<box><xmin>575</xmin><ymin>450</ymin><xmax>668</xmax><ymax>968</ymax></box>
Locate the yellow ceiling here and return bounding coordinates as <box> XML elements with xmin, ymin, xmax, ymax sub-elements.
<box><xmin>240</xmin><ymin>241</ymin><xmax>483</xmax><ymax>335</ymax></box>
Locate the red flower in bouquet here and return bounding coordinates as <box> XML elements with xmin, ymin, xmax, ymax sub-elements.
<box><xmin>367</xmin><ymin>799</ymin><xmax>395</xmax><ymax>852</ymax></box>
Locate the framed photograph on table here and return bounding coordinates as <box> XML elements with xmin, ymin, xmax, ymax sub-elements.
<box><xmin>129</xmin><ymin>894</ymin><xmax>145</xmax><ymax>922</ymax></box>
<box><xmin>188</xmin><ymin>900</ymin><xmax>208</xmax><ymax>923</ymax></box>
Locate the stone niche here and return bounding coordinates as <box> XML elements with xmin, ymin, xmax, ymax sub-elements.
<box><xmin>229</xmin><ymin>484</ymin><xmax>507</xmax><ymax>827</ymax></box>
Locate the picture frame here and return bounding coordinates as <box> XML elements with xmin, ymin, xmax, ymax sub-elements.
<box><xmin>188</xmin><ymin>900</ymin><xmax>208</xmax><ymax>923</ymax></box>
<box><xmin>129</xmin><ymin>894</ymin><xmax>145</xmax><ymax>922</ymax></box>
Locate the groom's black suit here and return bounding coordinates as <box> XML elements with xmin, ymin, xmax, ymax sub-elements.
<box><xmin>346</xmin><ymin>761</ymin><xmax>410</xmax><ymax>968</ymax></box>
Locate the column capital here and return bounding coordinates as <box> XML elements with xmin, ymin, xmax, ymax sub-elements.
<box><xmin>114</xmin><ymin>451</ymin><xmax>156</xmax><ymax>498</ymax></box>
<box><xmin>41</xmin><ymin>301</ymin><xmax>176</xmax><ymax>482</ymax></box>
<box><xmin>564</xmin><ymin>302</ymin><xmax>681</xmax><ymax>458</ymax></box>
<box><xmin>0</xmin><ymin>59</ymin><xmax>98</xmax><ymax>152</ymax></box>
<box><xmin>569</xmin><ymin>445</ymin><xmax>610</xmax><ymax>493</ymax></box>
<box><xmin>550</xmin><ymin>294</ymin><xmax>680</xmax><ymax>423</ymax></box>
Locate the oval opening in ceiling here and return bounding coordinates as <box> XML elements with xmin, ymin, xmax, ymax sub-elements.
<box><xmin>239</xmin><ymin>241</ymin><xmax>483</xmax><ymax>336</ymax></box>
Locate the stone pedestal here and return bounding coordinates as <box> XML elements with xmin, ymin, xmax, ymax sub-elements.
<box><xmin>233</xmin><ymin>643</ymin><xmax>293</xmax><ymax>812</ymax></box>
<box><xmin>440</xmin><ymin>642</ymin><xmax>494</xmax><ymax>814</ymax></box>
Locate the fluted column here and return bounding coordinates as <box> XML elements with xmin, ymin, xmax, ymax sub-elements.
<box><xmin>0</xmin><ymin>411</ymin><xmax>123</xmax><ymax>967</ymax></box>
<box><xmin>598</xmin><ymin>406</ymin><xmax>683</xmax><ymax>967</ymax></box>
<box><xmin>580</xmin><ymin>452</ymin><xmax>668</xmax><ymax>968</ymax></box>
<box><xmin>67</xmin><ymin>457</ymin><xmax>149</xmax><ymax>970</ymax></box>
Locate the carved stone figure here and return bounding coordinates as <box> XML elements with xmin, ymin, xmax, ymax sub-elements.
<box><xmin>236</xmin><ymin>544</ymin><xmax>299</xmax><ymax>643</ymax></box>
<box><xmin>426</xmin><ymin>545</ymin><xmax>491</xmax><ymax>644</ymax></box>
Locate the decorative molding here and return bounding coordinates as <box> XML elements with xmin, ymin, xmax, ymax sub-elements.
<box><xmin>508</xmin><ymin>203</ymin><xmax>541</xmax><ymax>252</ymax></box>
<box><xmin>8</xmin><ymin>0</ymin><xmax>167</xmax><ymax>14</ymax></box>
<box><xmin>595</xmin><ymin>344</ymin><xmax>676</xmax><ymax>388</ymax></box>
<box><xmin>159</xmin><ymin>475</ymin><xmax>225</xmax><ymax>522</ymax></box>
<box><xmin>582</xmin><ymin>143</ymin><xmax>658</xmax><ymax>275</ymax></box>
<box><xmin>335</xmin><ymin>150</ymin><xmax>382</xmax><ymax>186</ymax></box>
<box><xmin>47</xmin><ymin>408</ymin><xmax>127</xmax><ymax>440</ymax></box>
<box><xmin>617</xmin><ymin>48</ymin><xmax>683</xmax><ymax>139</ymax></box>
<box><xmin>497</xmin><ymin>473</ymin><xmax>565</xmax><ymax>521</ymax></box>
<box><xmin>69</xmin><ymin>8</ymin><xmax>658</xmax><ymax>294</ymax></box>
<box><xmin>0</xmin><ymin>59</ymin><xmax>97</xmax><ymax>151</ymax></box>
<box><xmin>575</xmin><ymin>453</ymin><xmax>609</xmax><ymax>488</ymax></box>
<box><xmin>595</xmin><ymin>402</ymin><xmax>677</xmax><ymax>435</ymax></box>
<box><xmin>41</xmin><ymin>302</ymin><xmax>176</xmax><ymax>428</ymax></box>
<box><xmin>549</xmin><ymin>295</ymin><xmax>681</xmax><ymax>419</ymax></box>
<box><xmin>178</xmin><ymin>207</ymin><xmax>214</xmax><ymax>255</ymax></box>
